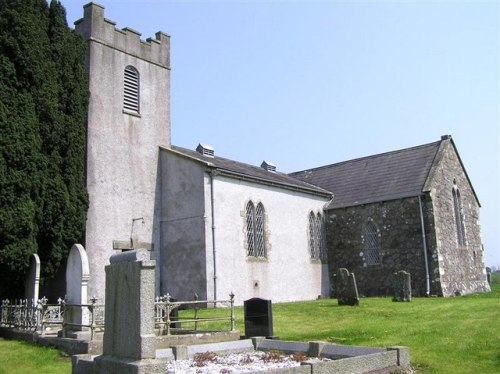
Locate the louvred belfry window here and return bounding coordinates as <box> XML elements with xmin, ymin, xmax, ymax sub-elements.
<box><xmin>124</xmin><ymin>66</ymin><xmax>139</xmax><ymax>113</ymax></box>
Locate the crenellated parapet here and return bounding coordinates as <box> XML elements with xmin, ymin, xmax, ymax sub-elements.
<box><xmin>74</xmin><ymin>2</ymin><xmax>170</xmax><ymax>68</ymax></box>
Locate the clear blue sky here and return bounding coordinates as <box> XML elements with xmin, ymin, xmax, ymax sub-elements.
<box><xmin>61</xmin><ymin>0</ymin><xmax>499</xmax><ymax>268</ymax></box>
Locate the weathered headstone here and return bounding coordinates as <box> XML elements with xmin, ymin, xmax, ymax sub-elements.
<box><xmin>393</xmin><ymin>270</ymin><xmax>412</xmax><ymax>302</ymax></box>
<box><xmin>102</xmin><ymin>248</ymin><xmax>155</xmax><ymax>360</ymax></box>
<box><xmin>486</xmin><ymin>267</ymin><xmax>492</xmax><ymax>285</ymax></box>
<box><xmin>24</xmin><ymin>253</ymin><xmax>40</xmax><ymax>303</ymax></box>
<box><xmin>244</xmin><ymin>298</ymin><xmax>273</xmax><ymax>338</ymax></box>
<box><xmin>64</xmin><ymin>244</ymin><xmax>90</xmax><ymax>337</ymax></box>
<box><xmin>72</xmin><ymin>249</ymin><xmax>165</xmax><ymax>373</ymax></box>
<box><xmin>332</xmin><ymin>268</ymin><xmax>359</xmax><ymax>306</ymax></box>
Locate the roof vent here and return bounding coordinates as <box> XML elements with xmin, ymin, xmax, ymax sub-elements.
<box><xmin>261</xmin><ymin>160</ymin><xmax>276</xmax><ymax>172</ymax></box>
<box><xmin>196</xmin><ymin>143</ymin><xmax>214</xmax><ymax>157</ymax></box>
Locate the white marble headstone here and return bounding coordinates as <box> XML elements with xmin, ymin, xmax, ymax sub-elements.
<box><xmin>65</xmin><ymin>244</ymin><xmax>90</xmax><ymax>331</ymax></box>
<box><xmin>25</xmin><ymin>253</ymin><xmax>40</xmax><ymax>304</ymax></box>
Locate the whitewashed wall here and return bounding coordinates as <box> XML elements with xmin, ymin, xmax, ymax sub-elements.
<box><xmin>76</xmin><ymin>4</ymin><xmax>170</xmax><ymax>301</ymax></box>
<box><xmin>203</xmin><ymin>174</ymin><xmax>331</xmax><ymax>305</ymax></box>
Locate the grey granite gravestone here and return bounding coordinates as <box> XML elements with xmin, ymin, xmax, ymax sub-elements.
<box><xmin>72</xmin><ymin>249</ymin><xmax>166</xmax><ymax>373</ymax></box>
<box><xmin>64</xmin><ymin>244</ymin><xmax>90</xmax><ymax>338</ymax></box>
<box><xmin>332</xmin><ymin>268</ymin><xmax>359</xmax><ymax>306</ymax></box>
<box><xmin>393</xmin><ymin>270</ymin><xmax>412</xmax><ymax>302</ymax></box>
<box><xmin>244</xmin><ymin>298</ymin><xmax>273</xmax><ymax>338</ymax></box>
<box><xmin>24</xmin><ymin>253</ymin><xmax>40</xmax><ymax>303</ymax></box>
<box><xmin>101</xmin><ymin>249</ymin><xmax>155</xmax><ymax>360</ymax></box>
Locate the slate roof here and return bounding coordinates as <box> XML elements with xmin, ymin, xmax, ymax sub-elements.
<box><xmin>290</xmin><ymin>140</ymin><xmax>442</xmax><ymax>209</ymax></box>
<box><xmin>167</xmin><ymin>145</ymin><xmax>333</xmax><ymax>197</ymax></box>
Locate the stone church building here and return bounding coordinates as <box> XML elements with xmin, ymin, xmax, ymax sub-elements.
<box><xmin>73</xmin><ymin>3</ymin><xmax>489</xmax><ymax>305</ymax></box>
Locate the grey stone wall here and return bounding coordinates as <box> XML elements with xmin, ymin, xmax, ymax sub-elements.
<box><xmin>425</xmin><ymin>139</ymin><xmax>490</xmax><ymax>296</ymax></box>
<box><xmin>326</xmin><ymin>138</ymin><xmax>489</xmax><ymax>298</ymax></box>
<box><xmin>326</xmin><ymin>197</ymin><xmax>432</xmax><ymax>297</ymax></box>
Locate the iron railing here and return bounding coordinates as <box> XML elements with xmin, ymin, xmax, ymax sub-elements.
<box><xmin>154</xmin><ymin>292</ymin><xmax>235</xmax><ymax>335</ymax></box>
<box><xmin>1</xmin><ymin>292</ymin><xmax>235</xmax><ymax>339</ymax></box>
<box><xmin>0</xmin><ymin>297</ymin><xmax>104</xmax><ymax>339</ymax></box>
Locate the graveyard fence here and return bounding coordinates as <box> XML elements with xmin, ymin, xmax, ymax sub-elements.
<box><xmin>0</xmin><ymin>298</ymin><xmax>40</xmax><ymax>330</ymax></box>
<box><xmin>0</xmin><ymin>297</ymin><xmax>104</xmax><ymax>339</ymax></box>
<box><xmin>60</xmin><ymin>297</ymin><xmax>105</xmax><ymax>340</ymax></box>
<box><xmin>154</xmin><ymin>292</ymin><xmax>235</xmax><ymax>335</ymax></box>
<box><xmin>2</xmin><ymin>292</ymin><xmax>236</xmax><ymax>339</ymax></box>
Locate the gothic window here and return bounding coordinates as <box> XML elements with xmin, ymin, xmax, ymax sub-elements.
<box><xmin>124</xmin><ymin>66</ymin><xmax>140</xmax><ymax>113</ymax></box>
<box><xmin>452</xmin><ymin>182</ymin><xmax>466</xmax><ymax>246</ymax></box>
<box><xmin>317</xmin><ymin>213</ymin><xmax>326</xmax><ymax>259</ymax></box>
<box><xmin>363</xmin><ymin>221</ymin><xmax>380</xmax><ymax>265</ymax></box>
<box><xmin>308</xmin><ymin>212</ymin><xmax>318</xmax><ymax>259</ymax></box>
<box><xmin>309</xmin><ymin>211</ymin><xmax>326</xmax><ymax>260</ymax></box>
<box><xmin>246</xmin><ymin>201</ymin><xmax>266</xmax><ymax>258</ymax></box>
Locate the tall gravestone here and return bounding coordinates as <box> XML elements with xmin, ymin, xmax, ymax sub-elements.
<box><xmin>73</xmin><ymin>249</ymin><xmax>165</xmax><ymax>374</ymax></box>
<box><xmin>64</xmin><ymin>244</ymin><xmax>90</xmax><ymax>337</ymax></box>
<box><xmin>332</xmin><ymin>268</ymin><xmax>359</xmax><ymax>306</ymax></box>
<box><xmin>393</xmin><ymin>270</ymin><xmax>412</xmax><ymax>302</ymax></box>
<box><xmin>25</xmin><ymin>253</ymin><xmax>41</xmax><ymax>304</ymax></box>
<box><xmin>102</xmin><ymin>249</ymin><xmax>155</xmax><ymax>359</ymax></box>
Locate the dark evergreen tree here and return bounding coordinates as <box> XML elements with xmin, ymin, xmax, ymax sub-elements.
<box><xmin>0</xmin><ymin>0</ymin><xmax>88</xmax><ymax>297</ymax></box>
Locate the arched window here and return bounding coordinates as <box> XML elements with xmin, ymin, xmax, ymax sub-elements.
<box><xmin>308</xmin><ymin>212</ymin><xmax>318</xmax><ymax>259</ymax></box>
<box><xmin>363</xmin><ymin>221</ymin><xmax>380</xmax><ymax>265</ymax></box>
<box><xmin>317</xmin><ymin>213</ymin><xmax>326</xmax><ymax>259</ymax></box>
<box><xmin>246</xmin><ymin>201</ymin><xmax>266</xmax><ymax>258</ymax></box>
<box><xmin>255</xmin><ymin>203</ymin><xmax>266</xmax><ymax>257</ymax></box>
<box><xmin>124</xmin><ymin>66</ymin><xmax>140</xmax><ymax>113</ymax></box>
<box><xmin>308</xmin><ymin>212</ymin><xmax>325</xmax><ymax>260</ymax></box>
<box><xmin>452</xmin><ymin>182</ymin><xmax>466</xmax><ymax>246</ymax></box>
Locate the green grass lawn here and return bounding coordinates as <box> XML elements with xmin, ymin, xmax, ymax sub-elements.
<box><xmin>1</xmin><ymin>278</ymin><xmax>498</xmax><ymax>373</ymax></box>
<box><xmin>0</xmin><ymin>338</ymin><xmax>71</xmax><ymax>374</ymax></box>
<box><xmin>191</xmin><ymin>279</ymin><xmax>500</xmax><ymax>374</ymax></box>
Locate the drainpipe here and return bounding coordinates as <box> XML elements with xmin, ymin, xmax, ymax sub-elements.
<box><xmin>210</xmin><ymin>170</ymin><xmax>218</xmax><ymax>300</ymax></box>
<box><xmin>418</xmin><ymin>195</ymin><xmax>431</xmax><ymax>296</ymax></box>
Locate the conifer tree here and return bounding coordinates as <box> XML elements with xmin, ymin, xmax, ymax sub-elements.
<box><xmin>0</xmin><ymin>0</ymin><xmax>88</xmax><ymax>297</ymax></box>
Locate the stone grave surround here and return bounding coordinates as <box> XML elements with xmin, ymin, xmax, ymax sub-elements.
<box><xmin>72</xmin><ymin>249</ymin><xmax>410</xmax><ymax>374</ymax></box>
